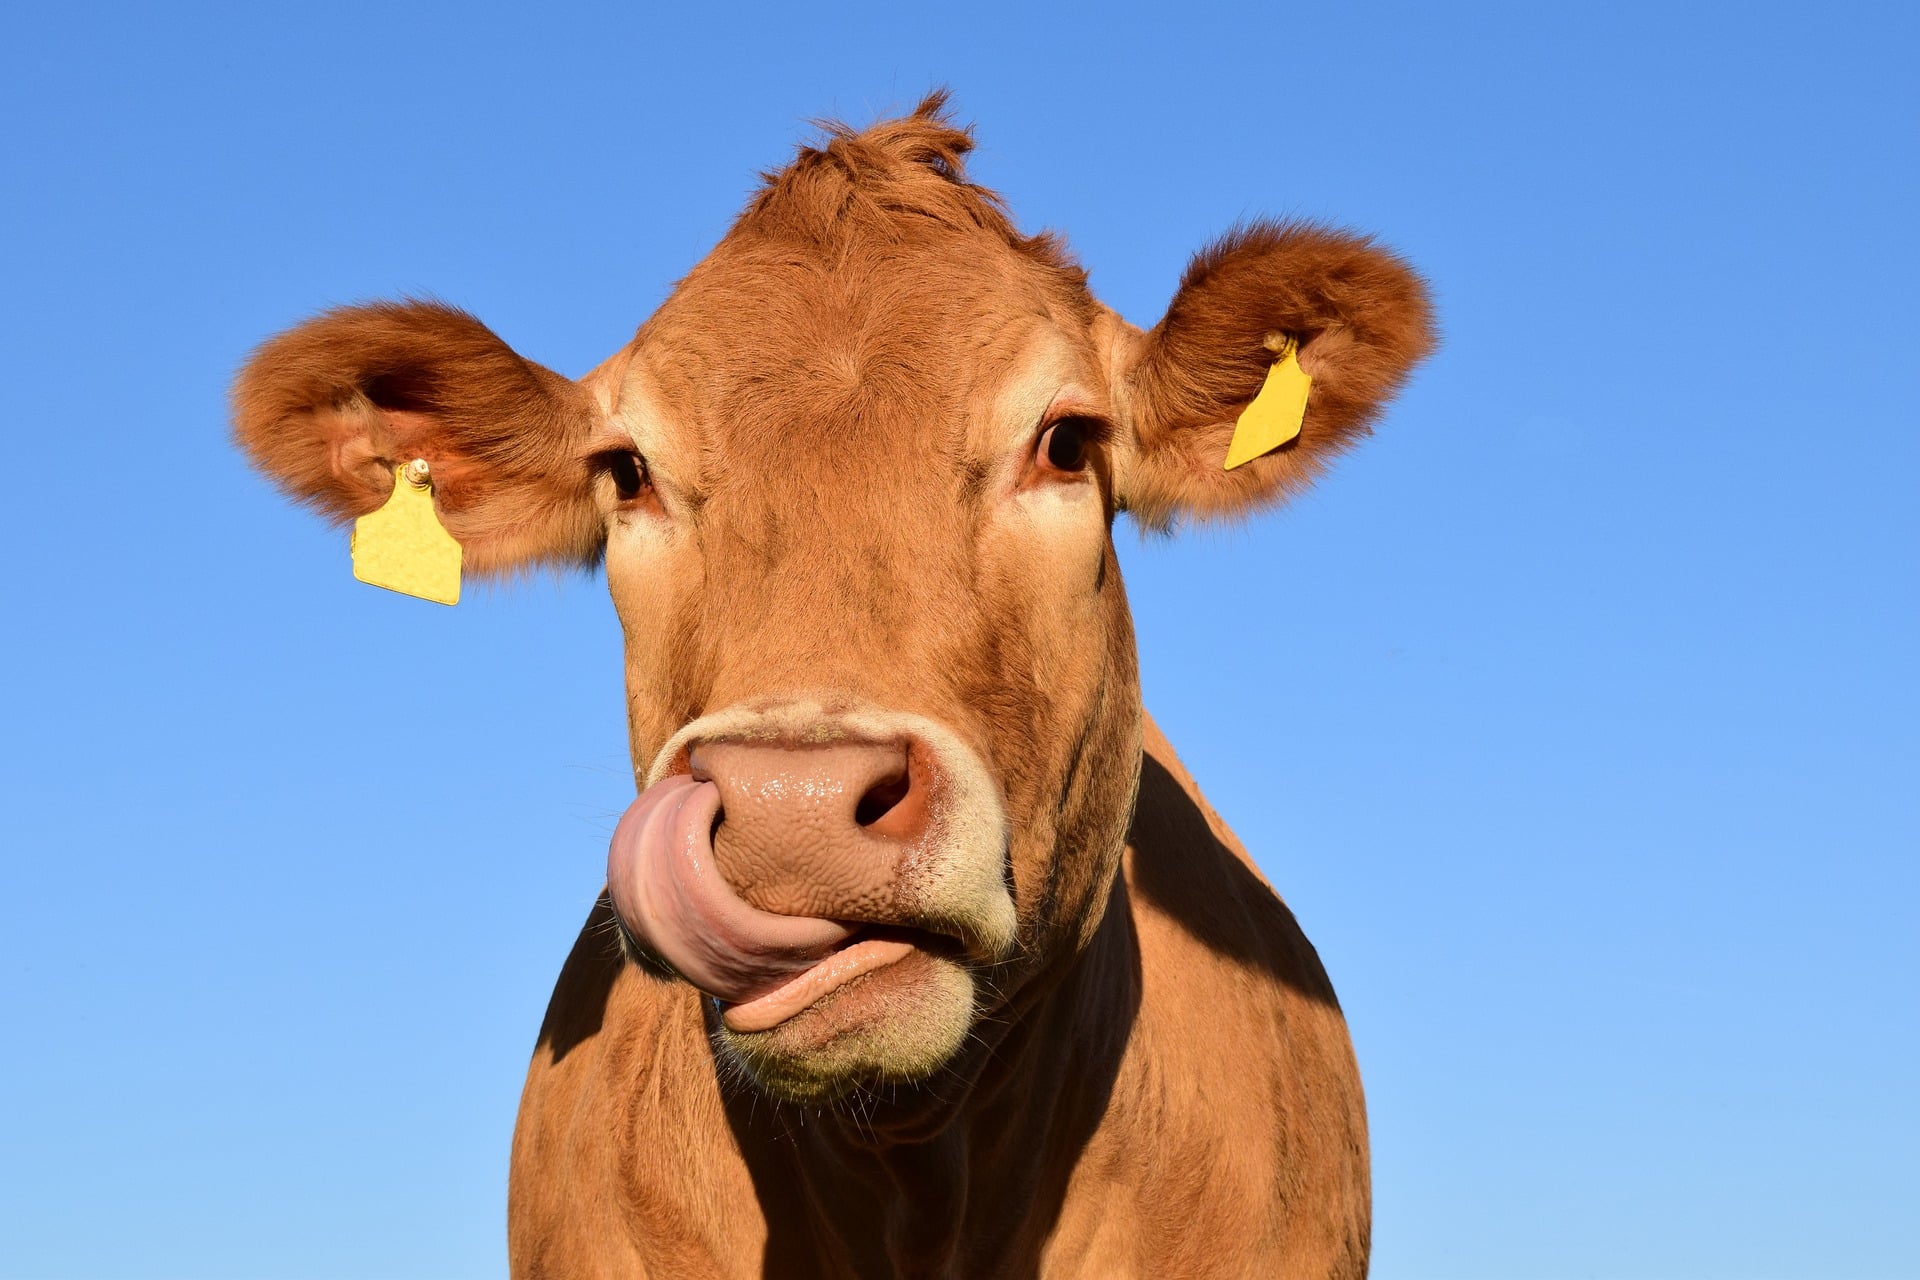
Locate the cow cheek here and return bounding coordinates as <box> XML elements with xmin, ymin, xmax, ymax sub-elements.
<box><xmin>987</xmin><ymin>486</ymin><xmax>1108</xmax><ymax>710</ymax></box>
<box><xmin>1064</xmin><ymin>577</ymin><xmax>1142</xmax><ymax>950</ymax></box>
<box><xmin>980</xmin><ymin>488</ymin><xmax>1122</xmax><ymax>943</ymax></box>
<box><xmin>605</xmin><ymin>519</ymin><xmax>704</xmax><ymax>772</ymax></box>
<box><xmin>1031</xmin><ymin>570</ymin><xmax>1140</xmax><ymax>958</ymax></box>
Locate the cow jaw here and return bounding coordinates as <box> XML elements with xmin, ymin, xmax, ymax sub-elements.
<box><xmin>609</xmin><ymin>701</ymin><xmax>1017</xmax><ymax>1103</ymax></box>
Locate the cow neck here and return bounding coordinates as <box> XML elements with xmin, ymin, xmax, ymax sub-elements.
<box><xmin>720</xmin><ymin>869</ymin><xmax>1143</xmax><ymax>1271</ymax></box>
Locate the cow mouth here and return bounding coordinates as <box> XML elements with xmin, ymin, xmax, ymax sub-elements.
<box><xmin>717</xmin><ymin>924</ymin><xmax>961</xmax><ymax>1033</ymax></box>
<box><xmin>606</xmin><ymin>773</ymin><xmax>974</xmax><ymax>1032</ymax></box>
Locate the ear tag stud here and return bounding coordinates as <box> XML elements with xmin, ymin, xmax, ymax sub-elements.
<box><xmin>349</xmin><ymin>459</ymin><xmax>462</xmax><ymax>605</ymax></box>
<box><xmin>1223</xmin><ymin>336</ymin><xmax>1312</xmax><ymax>471</ymax></box>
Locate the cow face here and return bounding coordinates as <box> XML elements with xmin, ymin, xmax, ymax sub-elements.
<box><xmin>233</xmin><ymin>99</ymin><xmax>1431</xmax><ymax>1104</ymax></box>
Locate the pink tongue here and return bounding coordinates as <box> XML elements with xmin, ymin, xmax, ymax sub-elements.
<box><xmin>606</xmin><ymin>774</ymin><xmax>854</xmax><ymax>1004</ymax></box>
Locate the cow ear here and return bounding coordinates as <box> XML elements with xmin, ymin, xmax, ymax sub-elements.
<box><xmin>1115</xmin><ymin>221</ymin><xmax>1436</xmax><ymax>529</ymax></box>
<box><xmin>231</xmin><ymin>300</ymin><xmax>609</xmax><ymax>576</ymax></box>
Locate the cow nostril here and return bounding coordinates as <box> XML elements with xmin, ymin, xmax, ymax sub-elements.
<box><xmin>854</xmin><ymin>769</ymin><xmax>912</xmax><ymax>828</ymax></box>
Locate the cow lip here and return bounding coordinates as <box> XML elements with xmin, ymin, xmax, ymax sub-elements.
<box><xmin>846</xmin><ymin>921</ymin><xmax>963</xmax><ymax>956</ymax></box>
<box><xmin>773</xmin><ymin>920</ymin><xmax>965</xmax><ymax>970</ymax></box>
<box><xmin>717</xmin><ymin>924</ymin><xmax>959</xmax><ymax>1033</ymax></box>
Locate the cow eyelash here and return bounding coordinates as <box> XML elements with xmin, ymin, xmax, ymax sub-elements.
<box><xmin>591</xmin><ymin>449</ymin><xmax>652</xmax><ymax>503</ymax></box>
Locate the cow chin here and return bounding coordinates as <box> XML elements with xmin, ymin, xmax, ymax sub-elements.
<box><xmin>714</xmin><ymin>947</ymin><xmax>977</xmax><ymax>1104</ymax></box>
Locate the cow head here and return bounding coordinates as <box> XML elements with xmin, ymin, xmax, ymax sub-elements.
<box><xmin>233</xmin><ymin>97</ymin><xmax>1432</xmax><ymax>1104</ymax></box>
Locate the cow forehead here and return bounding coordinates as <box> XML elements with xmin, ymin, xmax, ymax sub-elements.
<box><xmin>614</xmin><ymin>233</ymin><xmax>1108</xmax><ymax>500</ymax></box>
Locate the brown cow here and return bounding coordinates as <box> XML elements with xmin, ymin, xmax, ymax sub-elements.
<box><xmin>233</xmin><ymin>95</ymin><xmax>1432</xmax><ymax>1278</ymax></box>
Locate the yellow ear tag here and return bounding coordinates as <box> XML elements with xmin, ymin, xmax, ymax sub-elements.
<box><xmin>349</xmin><ymin>460</ymin><xmax>462</xmax><ymax>606</ymax></box>
<box><xmin>1223</xmin><ymin>338</ymin><xmax>1312</xmax><ymax>471</ymax></box>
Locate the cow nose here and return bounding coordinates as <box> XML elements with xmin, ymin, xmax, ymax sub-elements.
<box><xmin>688</xmin><ymin>739</ymin><xmax>932</xmax><ymax>919</ymax></box>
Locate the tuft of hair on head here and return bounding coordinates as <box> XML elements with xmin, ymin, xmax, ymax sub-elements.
<box><xmin>840</xmin><ymin>88</ymin><xmax>975</xmax><ymax>183</ymax></box>
<box><xmin>738</xmin><ymin>89</ymin><xmax>1074</xmax><ymax>279</ymax></box>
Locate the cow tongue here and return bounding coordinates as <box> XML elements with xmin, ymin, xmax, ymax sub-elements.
<box><xmin>606</xmin><ymin>773</ymin><xmax>855</xmax><ymax>1005</ymax></box>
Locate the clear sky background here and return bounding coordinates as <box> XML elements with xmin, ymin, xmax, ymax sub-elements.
<box><xmin>3</xmin><ymin>3</ymin><xmax>1914</xmax><ymax>1277</ymax></box>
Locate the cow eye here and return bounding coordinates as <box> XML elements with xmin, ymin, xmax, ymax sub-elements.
<box><xmin>598</xmin><ymin>450</ymin><xmax>650</xmax><ymax>503</ymax></box>
<box><xmin>1038</xmin><ymin>417</ymin><xmax>1094</xmax><ymax>474</ymax></box>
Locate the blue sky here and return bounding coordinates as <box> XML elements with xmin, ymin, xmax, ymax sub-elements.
<box><xmin>3</xmin><ymin>2</ymin><xmax>1915</xmax><ymax>1276</ymax></box>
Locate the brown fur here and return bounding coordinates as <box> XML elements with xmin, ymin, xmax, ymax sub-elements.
<box><xmin>231</xmin><ymin>301</ymin><xmax>605</xmax><ymax>574</ymax></box>
<box><xmin>1122</xmin><ymin>221</ymin><xmax>1438</xmax><ymax>530</ymax></box>
<box><xmin>231</xmin><ymin>94</ymin><xmax>1433</xmax><ymax>1277</ymax></box>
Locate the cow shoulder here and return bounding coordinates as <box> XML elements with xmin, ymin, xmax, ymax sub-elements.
<box><xmin>1085</xmin><ymin>717</ymin><xmax>1369</xmax><ymax>1275</ymax></box>
<box><xmin>510</xmin><ymin>898</ymin><xmax>765</xmax><ymax>1278</ymax></box>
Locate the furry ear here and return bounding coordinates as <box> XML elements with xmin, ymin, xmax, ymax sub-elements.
<box><xmin>231</xmin><ymin>301</ymin><xmax>607</xmax><ymax>575</ymax></box>
<box><xmin>1117</xmin><ymin>221</ymin><xmax>1435</xmax><ymax>528</ymax></box>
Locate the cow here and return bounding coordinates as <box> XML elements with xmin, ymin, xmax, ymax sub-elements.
<box><xmin>232</xmin><ymin>95</ymin><xmax>1433</xmax><ymax>1278</ymax></box>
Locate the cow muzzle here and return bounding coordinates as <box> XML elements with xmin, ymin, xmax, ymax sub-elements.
<box><xmin>606</xmin><ymin>702</ymin><xmax>1017</xmax><ymax>1097</ymax></box>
